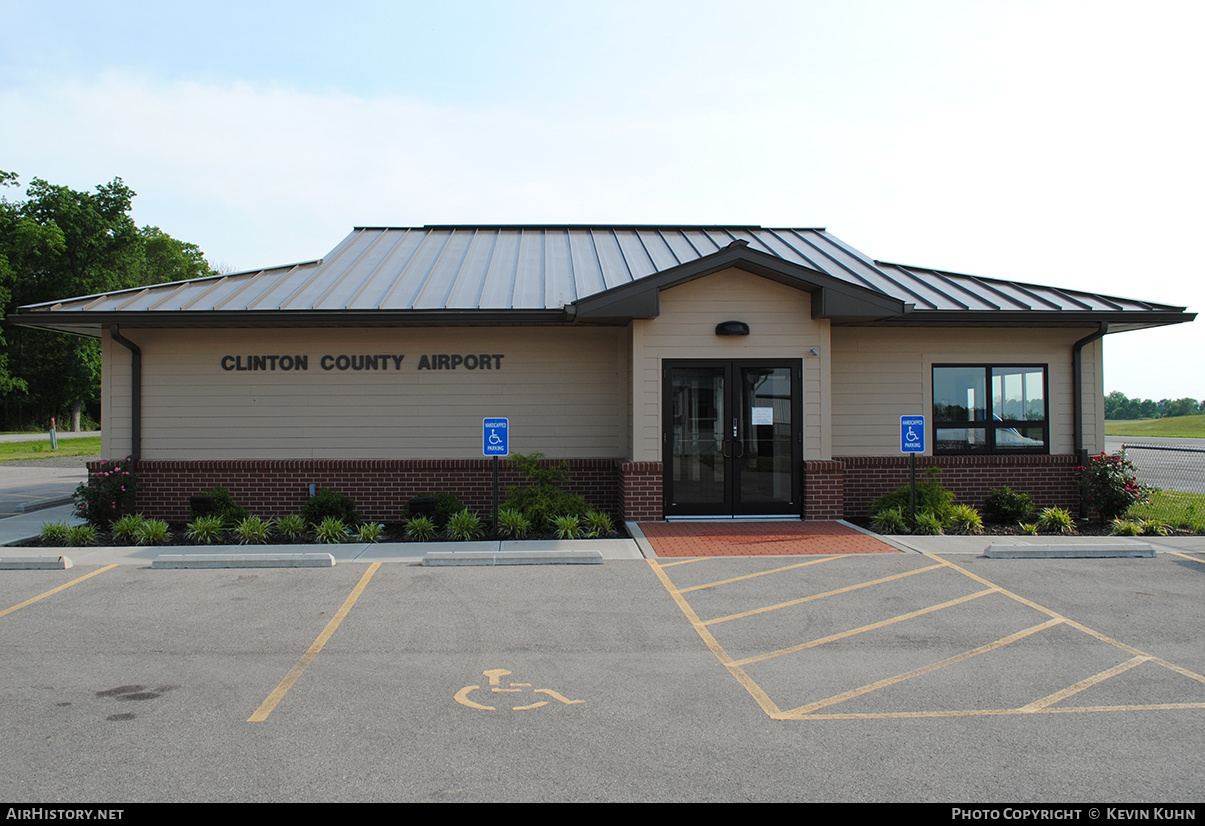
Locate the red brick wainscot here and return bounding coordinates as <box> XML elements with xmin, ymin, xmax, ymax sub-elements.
<box><xmin>101</xmin><ymin>458</ymin><xmax>626</xmax><ymax>523</ymax></box>
<box><xmin>836</xmin><ymin>454</ymin><xmax>1080</xmax><ymax>517</ymax></box>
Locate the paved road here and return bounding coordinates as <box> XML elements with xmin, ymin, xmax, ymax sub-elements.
<box><xmin>1105</xmin><ymin>436</ymin><xmax>1205</xmax><ymax>495</ymax></box>
<box><xmin>1</xmin><ymin>551</ymin><xmax>1202</xmax><ymax>802</ymax></box>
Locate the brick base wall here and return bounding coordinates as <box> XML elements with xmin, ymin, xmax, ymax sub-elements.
<box><xmin>836</xmin><ymin>454</ymin><xmax>1080</xmax><ymax>517</ymax></box>
<box><xmin>803</xmin><ymin>460</ymin><xmax>846</xmax><ymax>519</ymax></box>
<box><xmin>620</xmin><ymin>461</ymin><xmax>663</xmax><ymax>521</ymax></box>
<box><xmin>104</xmin><ymin>458</ymin><xmax>625</xmax><ymax>523</ymax></box>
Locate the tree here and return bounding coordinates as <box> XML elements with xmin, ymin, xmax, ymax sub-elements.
<box><xmin>0</xmin><ymin>172</ymin><xmax>217</xmax><ymax>430</ymax></box>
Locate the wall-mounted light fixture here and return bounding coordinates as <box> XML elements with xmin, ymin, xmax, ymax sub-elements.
<box><xmin>715</xmin><ymin>320</ymin><xmax>750</xmax><ymax>336</ymax></box>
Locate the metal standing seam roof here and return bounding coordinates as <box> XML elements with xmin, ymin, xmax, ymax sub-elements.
<box><xmin>8</xmin><ymin>225</ymin><xmax>1193</xmax><ymax>332</ymax></box>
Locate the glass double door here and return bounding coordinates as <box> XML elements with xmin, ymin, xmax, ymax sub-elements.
<box><xmin>664</xmin><ymin>360</ymin><xmax>802</xmax><ymax>517</ymax></box>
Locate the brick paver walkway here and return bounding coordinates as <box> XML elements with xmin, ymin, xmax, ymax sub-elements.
<box><xmin>636</xmin><ymin>520</ymin><xmax>899</xmax><ymax>557</ymax></box>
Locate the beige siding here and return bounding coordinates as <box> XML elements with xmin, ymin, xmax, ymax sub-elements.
<box><xmin>830</xmin><ymin>326</ymin><xmax>1101</xmax><ymax>455</ymax></box>
<box><xmin>100</xmin><ymin>327</ymin><xmax>623</xmax><ymax>460</ymax></box>
<box><xmin>630</xmin><ymin>269</ymin><xmax>829</xmax><ymax>461</ymax></box>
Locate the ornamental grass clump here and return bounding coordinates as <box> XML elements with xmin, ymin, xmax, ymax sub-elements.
<box><xmin>356</xmin><ymin>522</ymin><xmax>385</xmax><ymax>543</ymax></box>
<box><xmin>276</xmin><ymin>515</ymin><xmax>307</xmax><ymax>541</ymax></box>
<box><xmin>405</xmin><ymin>515</ymin><xmax>437</xmax><ymax>541</ymax></box>
<box><xmin>66</xmin><ymin>525</ymin><xmax>98</xmax><ymax>546</ymax></box>
<box><xmin>870</xmin><ymin>506</ymin><xmax>910</xmax><ymax>535</ymax></box>
<box><xmin>314</xmin><ymin>516</ymin><xmax>350</xmax><ymax>544</ymax></box>
<box><xmin>1079</xmin><ymin>451</ymin><xmax>1151</xmax><ymax>522</ymax></box>
<box><xmin>40</xmin><ymin>521</ymin><xmax>71</xmax><ymax>544</ymax></box>
<box><xmin>185</xmin><ymin>514</ymin><xmax>227</xmax><ymax>544</ymax></box>
<box><xmin>110</xmin><ymin>513</ymin><xmax>147</xmax><ymax>543</ymax></box>
<box><xmin>584</xmin><ymin>510</ymin><xmax>615</xmax><ymax>538</ymax></box>
<box><xmin>134</xmin><ymin>519</ymin><xmax>171</xmax><ymax>546</ymax></box>
<box><xmin>496</xmin><ymin>508</ymin><xmax>531</xmax><ymax>539</ymax></box>
<box><xmin>445</xmin><ymin>509</ymin><xmax>483</xmax><ymax>541</ymax></box>
<box><xmin>552</xmin><ymin>514</ymin><xmax>582</xmax><ymax>540</ymax></box>
<box><xmin>944</xmin><ymin>504</ymin><xmax>985</xmax><ymax>536</ymax></box>
<box><xmin>233</xmin><ymin>516</ymin><xmax>272</xmax><ymax>545</ymax></box>
<box><xmin>1037</xmin><ymin>506</ymin><xmax>1077</xmax><ymax>535</ymax></box>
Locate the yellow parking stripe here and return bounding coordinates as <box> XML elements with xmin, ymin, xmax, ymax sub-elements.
<box><xmin>1020</xmin><ymin>656</ymin><xmax>1151</xmax><ymax>712</ymax></box>
<box><xmin>703</xmin><ymin>563</ymin><xmax>944</xmax><ymax>626</ymax></box>
<box><xmin>659</xmin><ymin>558</ymin><xmax>707</xmax><ymax>568</ymax></box>
<box><xmin>776</xmin><ymin>618</ymin><xmax>1064</xmax><ymax>719</ymax></box>
<box><xmin>730</xmin><ymin>587</ymin><xmax>999</xmax><ymax>667</ymax></box>
<box><xmin>679</xmin><ymin>556</ymin><xmax>839</xmax><ymax>593</ymax></box>
<box><xmin>647</xmin><ymin>559</ymin><xmax>782</xmax><ymax>718</ymax></box>
<box><xmin>248</xmin><ymin>562</ymin><xmax>381</xmax><ymax>723</ymax></box>
<box><xmin>1167</xmin><ymin>551</ymin><xmax>1205</xmax><ymax>566</ymax></box>
<box><xmin>0</xmin><ymin>564</ymin><xmax>118</xmax><ymax>619</ymax></box>
<box><xmin>788</xmin><ymin>702</ymin><xmax>1205</xmax><ymax>721</ymax></box>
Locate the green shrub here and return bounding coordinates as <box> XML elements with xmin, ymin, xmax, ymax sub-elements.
<box><xmin>111</xmin><ymin>513</ymin><xmax>147</xmax><ymax>542</ymax></box>
<box><xmin>205</xmin><ymin>486</ymin><xmax>248</xmax><ymax>525</ymax></box>
<box><xmin>869</xmin><ymin>470</ymin><xmax>955</xmax><ymax>524</ymax></box>
<box><xmin>870</xmin><ymin>506</ymin><xmax>910</xmax><ymax>535</ymax></box>
<box><xmin>405</xmin><ymin>515</ymin><xmax>437</xmax><ymax>541</ymax></box>
<box><xmin>134</xmin><ymin>519</ymin><xmax>171</xmax><ymax>545</ymax></box>
<box><xmin>502</xmin><ymin>484</ymin><xmax>590</xmax><ymax>532</ymax></box>
<box><xmin>185</xmin><ymin>514</ymin><xmax>226</xmax><ymax>544</ymax></box>
<box><xmin>276</xmin><ymin>515</ymin><xmax>307</xmax><ymax>540</ymax></box>
<box><xmin>303</xmin><ymin>488</ymin><xmax>360</xmax><ymax>526</ymax></box>
<box><xmin>501</xmin><ymin>452</ymin><xmax>592</xmax><ymax>531</ymax></box>
<box><xmin>233</xmin><ymin>516</ymin><xmax>272</xmax><ymax>545</ymax></box>
<box><xmin>445</xmin><ymin>509</ymin><xmax>483</xmax><ymax>541</ymax></box>
<box><xmin>314</xmin><ymin>516</ymin><xmax>350</xmax><ymax>544</ymax></box>
<box><xmin>983</xmin><ymin>487</ymin><xmax>1033</xmax><ymax>523</ymax></box>
<box><xmin>40</xmin><ymin>521</ymin><xmax>71</xmax><ymax>544</ymax></box>
<box><xmin>72</xmin><ymin>456</ymin><xmax>139</xmax><ymax>527</ymax></box>
<box><xmin>1079</xmin><ymin>451</ymin><xmax>1150</xmax><ymax>521</ymax></box>
<box><xmin>406</xmin><ymin>492</ymin><xmax>466</xmax><ymax>529</ymax></box>
<box><xmin>945</xmin><ymin>504</ymin><xmax>984</xmax><ymax>536</ymax></box>
<box><xmin>1037</xmin><ymin>506</ymin><xmax>1077</xmax><ymax>535</ymax></box>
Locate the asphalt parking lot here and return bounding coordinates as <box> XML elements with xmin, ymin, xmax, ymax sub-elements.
<box><xmin>2</xmin><ymin>551</ymin><xmax>1203</xmax><ymax>803</ymax></box>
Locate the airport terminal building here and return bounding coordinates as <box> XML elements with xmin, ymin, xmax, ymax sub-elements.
<box><xmin>9</xmin><ymin>225</ymin><xmax>1194</xmax><ymax>522</ymax></box>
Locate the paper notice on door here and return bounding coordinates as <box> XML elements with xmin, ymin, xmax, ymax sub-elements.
<box><xmin>751</xmin><ymin>406</ymin><xmax>773</xmax><ymax>425</ymax></box>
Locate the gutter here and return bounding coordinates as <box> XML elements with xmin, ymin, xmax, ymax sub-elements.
<box><xmin>108</xmin><ymin>324</ymin><xmax>141</xmax><ymax>463</ymax></box>
<box><xmin>1072</xmin><ymin>322</ymin><xmax>1109</xmax><ymax>517</ymax></box>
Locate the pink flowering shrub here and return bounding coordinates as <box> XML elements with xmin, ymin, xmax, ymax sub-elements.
<box><xmin>72</xmin><ymin>457</ymin><xmax>140</xmax><ymax>527</ymax></box>
<box><xmin>1078</xmin><ymin>451</ymin><xmax>1151</xmax><ymax>522</ymax></box>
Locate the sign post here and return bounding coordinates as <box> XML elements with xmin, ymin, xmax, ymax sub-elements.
<box><xmin>483</xmin><ymin>418</ymin><xmax>509</xmax><ymax>538</ymax></box>
<box><xmin>900</xmin><ymin>415</ymin><xmax>925</xmax><ymax>524</ymax></box>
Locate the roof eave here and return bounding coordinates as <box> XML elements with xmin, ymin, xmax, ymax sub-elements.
<box><xmin>835</xmin><ymin>310</ymin><xmax>1196</xmax><ymax>331</ymax></box>
<box><xmin>5</xmin><ymin>308</ymin><xmax>572</xmax><ymax>337</ymax></box>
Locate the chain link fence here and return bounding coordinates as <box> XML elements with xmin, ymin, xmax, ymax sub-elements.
<box><xmin>1122</xmin><ymin>443</ymin><xmax>1205</xmax><ymax>529</ymax></box>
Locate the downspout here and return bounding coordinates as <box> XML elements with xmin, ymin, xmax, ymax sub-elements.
<box><xmin>108</xmin><ymin>324</ymin><xmax>141</xmax><ymax>463</ymax></box>
<box><xmin>1072</xmin><ymin>322</ymin><xmax>1108</xmax><ymax>517</ymax></box>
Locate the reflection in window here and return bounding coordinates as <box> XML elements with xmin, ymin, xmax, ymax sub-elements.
<box><xmin>933</xmin><ymin>365</ymin><xmax>1048</xmax><ymax>454</ymax></box>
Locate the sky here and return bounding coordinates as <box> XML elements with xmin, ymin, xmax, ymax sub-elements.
<box><xmin>2</xmin><ymin>0</ymin><xmax>1202</xmax><ymax>400</ymax></box>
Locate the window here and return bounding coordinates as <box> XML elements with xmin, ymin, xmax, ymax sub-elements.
<box><xmin>932</xmin><ymin>365</ymin><xmax>1048</xmax><ymax>453</ymax></box>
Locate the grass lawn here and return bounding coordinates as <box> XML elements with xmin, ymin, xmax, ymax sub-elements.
<box><xmin>1105</xmin><ymin>415</ymin><xmax>1205</xmax><ymax>437</ymax></box>
<box><xmin>0</xmin><ymin>436</ymin><xmax>101</xmax><ymax>463</ymax></box>
<box><xmin>1128</xmin><ymin>490</ymin><xmax>1205</xmax><ymax>533</ymax></box>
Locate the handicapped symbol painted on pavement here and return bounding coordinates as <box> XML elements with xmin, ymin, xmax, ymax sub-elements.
<box><xmin>454</xmin><ymin>669</ymin><xmax>584</xmax><ymax>711</ymax></box>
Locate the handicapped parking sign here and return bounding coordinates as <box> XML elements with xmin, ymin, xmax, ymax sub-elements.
<box><xmin>483</xmin><ymin>418</ymin><xmax>509</xmax><ymax>456</ymax></box>
<box><xmin>900</xmin><ymin>415</ymin><xmax>925</xmax><ymax>453</ymax></box>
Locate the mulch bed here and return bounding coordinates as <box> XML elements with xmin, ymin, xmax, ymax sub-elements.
<box><xmin>17</xmin><ymin>521</ymin><xmax>629</xmax><ymax>548</ymax></box>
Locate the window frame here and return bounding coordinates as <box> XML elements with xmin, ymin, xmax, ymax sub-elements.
<box><xmin>931</xmin><ymin>363</ymin><xmax>1050</xmax><ymax>455</ymax></box>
